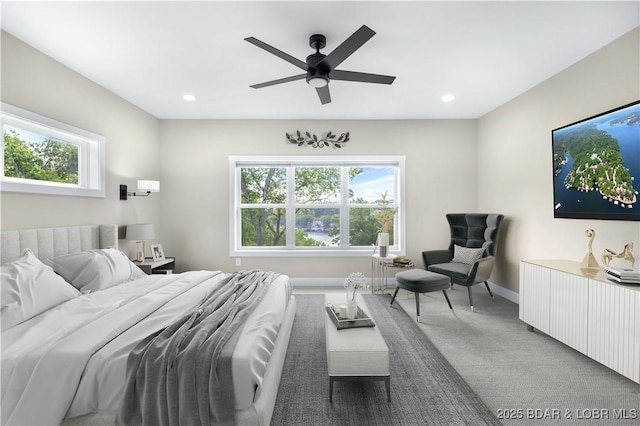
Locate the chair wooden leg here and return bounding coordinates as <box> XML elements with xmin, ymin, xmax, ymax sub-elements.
<box><xmin>484</xmin><ymin>281</ymin><xmax>495</xmax><ymax>300</ymax></box>
<box><xmin>414</xmin><ymin>292</ymin><xmax>420</xmax><ymax>318</ymax></box>
<box><xmin>467</xmin><ymin>287</ymin><xmax>474</xmax><ymax>312</ymax></box>
<box><xmin>442</xmin><ymin>290</ymin><xmax>453</xmax><ymax>310</ymax></box>
<box><xmin>390</xmin><ymin>287</ymin><xmax>400</xmax><ymax>306</ymax></box>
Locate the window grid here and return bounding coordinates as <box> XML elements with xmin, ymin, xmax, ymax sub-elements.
<box><xmin>230</xmin><ymin>156</ymin><xmax>405</xmax><ymax>257</ymax></box>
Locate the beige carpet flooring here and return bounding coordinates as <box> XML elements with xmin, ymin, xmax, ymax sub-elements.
<box><xmin>384</xmin><ymin>285</ymin><xmax>640</xmax><ymax>425</ymax></box>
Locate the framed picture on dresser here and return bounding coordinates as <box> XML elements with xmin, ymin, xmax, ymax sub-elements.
<box><xmin>150</xmin><ymin>243</ymin><xmax>165</xmax><ymax>261</ymax></box>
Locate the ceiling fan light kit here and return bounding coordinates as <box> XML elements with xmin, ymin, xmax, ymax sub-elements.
<box><xmin>245</xmin><ymin>25</ymin><xmax>395</xmax><ymax>105</ymax></box>
<box><xmin>307</xmin><ymin>76</ymin><xmax>328</xmax><ymax>88</ymax></box>
<box><xmin>306</xmin><ymin>70</ymin><xmax>329</xmax><ymax>88</ymax></box>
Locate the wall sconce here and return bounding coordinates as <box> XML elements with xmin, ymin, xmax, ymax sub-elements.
<box><xmin>126</xmin><ymin>223</ymin><xmax>155</xmax><ymax>262</ymax></box>
<box><xmin>120</xmin><ymin>180</ymin><xmax>160</xmax><ymax>200</ymax></box>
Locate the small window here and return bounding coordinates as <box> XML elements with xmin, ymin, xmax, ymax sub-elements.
<box><xmin>1</xmin><ymin>103</ymin><xmax>105</xmax><ymax>197</ymax></box>
<box><xmin>230</xmin><ymin>156</ymin><xmax>405</xmax><ymax>257</ymax></box>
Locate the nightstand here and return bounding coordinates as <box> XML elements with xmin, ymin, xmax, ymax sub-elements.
<box><xmin>134</xmin><ymin>257</ymin><xmax>175</xmax><ymax>275</ymax></box>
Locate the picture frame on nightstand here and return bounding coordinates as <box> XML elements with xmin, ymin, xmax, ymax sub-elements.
<box><xmin>151</xmin><ymin>243</ymin><xmax>165</xmax><ymax>261</ymax></box>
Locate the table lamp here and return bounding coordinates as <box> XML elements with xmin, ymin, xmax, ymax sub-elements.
<box><xmin>126</xmin><ymin>223</ymin><xmax>155</xmax><ymax>262</ymax></box>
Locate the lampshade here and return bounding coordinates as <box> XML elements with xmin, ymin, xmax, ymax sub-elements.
<box><xmin>126</xmin><ymin>223</ymin><xmax>155</xmax><ymax>240</ymax></box>
<box><xmin>137</xmin><ymin>180</ymin><xmax>160</xmax><ymax>193</ymax></box>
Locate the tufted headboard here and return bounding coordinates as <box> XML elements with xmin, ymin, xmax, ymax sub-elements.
<box><xmin>0</xmin><ymin>224</ymin><xmax>118</xmax><ymax>264</ymax></box>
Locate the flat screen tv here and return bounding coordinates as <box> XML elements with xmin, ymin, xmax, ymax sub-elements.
<box><xmin>552</xmin><ymin>100</ymin><xmax>640</xmax><ymax>221</ymax></box>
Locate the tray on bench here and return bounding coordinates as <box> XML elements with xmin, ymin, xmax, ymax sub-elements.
<box><xmin>325</xmin><ymin>305</ymin><xmax>375</xmax><ymax>329</ymax></box>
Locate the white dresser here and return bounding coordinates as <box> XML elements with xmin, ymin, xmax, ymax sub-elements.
<box><xmin>519</xmin><ymin>259</ymin><xmax>640</xmax><ymax>383</ymax></box>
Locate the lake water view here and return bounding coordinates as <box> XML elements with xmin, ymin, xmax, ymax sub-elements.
<box><xmin>554</xmin><ymin>122</ymin><xmax>640</xmax><ymax>216</ymax></box>
<box><xmin>305</xmin><ymin>230</ymin><xmax>336</xmax><ymax>245</ymax></box>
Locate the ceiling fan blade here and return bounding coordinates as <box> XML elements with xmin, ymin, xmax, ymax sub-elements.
<box><xmin>316</xmin><ymin>85</ymin><xmax>331</xmax><ymax>104</ymax></box>
<box><xmin>321</xmin><ymin>25</ymin><xmax>376</xmax><ymax>70</ymax></box>
<box><xmin>330</xmin><ymin>70</ymin><xmax>396</xmax><ymax>85</ymax></box>
<box><xmin>244</xmin><ymin>37</ymin><xmax>308</xmax><ymax>70</ymax></box>
<box><xmin>250</xmin><ymin>74</ymin><xmax>306</xmax><ymax>89</ymax></box>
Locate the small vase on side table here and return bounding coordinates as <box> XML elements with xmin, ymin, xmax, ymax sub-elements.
<box><xmin>377</xmin><ymin>232</ymin><xmax>389</xmax><ymax>258</ymax></box>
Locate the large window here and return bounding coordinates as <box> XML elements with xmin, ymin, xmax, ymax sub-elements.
<box><xmin>1</xmin><ymin>103</ymin><xmax>105</xmax><ymax>197</ymax></box>
<box><xmin>230</xmin><ymin>156</ymin><xmax>405</xmax><ymax>256</ymax></box>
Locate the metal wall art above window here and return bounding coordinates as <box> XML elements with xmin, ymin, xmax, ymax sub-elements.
<box><xmin>286</xmin><ymin>131</ymin><xmax>350</xmax><ymax>148</ymax></box>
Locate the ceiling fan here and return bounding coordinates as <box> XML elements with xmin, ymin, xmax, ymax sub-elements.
<box><xmin>244</xmin><ymin>25</ymin><xmax>396</xmax><ymax>105</ymax></box>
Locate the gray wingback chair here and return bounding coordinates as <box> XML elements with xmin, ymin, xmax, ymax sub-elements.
<box><xmin>422</xmin><ymin>213</ymin><xmax>504</xmax><ymax>311</ymax></box>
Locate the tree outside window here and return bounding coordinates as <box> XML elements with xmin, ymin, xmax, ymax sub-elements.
<box><xmin>1</xmin><ymin>103</ymin><xmax>105</xmax><ymax>197</ymax></box>
<box><xmin>4</xmin><ymin>125</ymin><xmax>79</xmax><ymax>184</ymax></box>
<box><xmin>231</xmin><ymin>156</ymin><xmax>405</xmax><ymax>256</ymax></box>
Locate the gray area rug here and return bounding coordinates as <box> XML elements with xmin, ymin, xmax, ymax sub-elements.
<box><xmin>270</xmin><ymin>293</ymin><xmax>501</xmax><ymax>425</ymax></box>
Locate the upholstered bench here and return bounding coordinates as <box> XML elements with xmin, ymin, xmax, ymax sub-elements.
<box><xmin>391</xmin><ymin>269</ymin><xmax>453</xmax><ymax>321</ymax></box>
<box><xmin>324</xmin><ymin>293</ymin><xmax>390</xmax><ymax>402</ymax></box>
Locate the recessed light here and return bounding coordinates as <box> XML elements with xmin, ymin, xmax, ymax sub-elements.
<box><xmin>183</xmin><ymin>94</ymin><xmax>196</xmax><ymax>102</ymax></box>
<box><xmin>441</xmin><ymin>94</ymin><xmax>455</xmax><ymax>102</ymax></box>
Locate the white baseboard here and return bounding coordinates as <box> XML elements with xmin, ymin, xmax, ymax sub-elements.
<box><xmin>290</xmin><ymin>277</ymin><xmax>350</xmax><ymax>287</ymax></box>
<box><xmin>487</xmin><ymin>281</ymin><xmax>519</xmax><ymax>304</ymax></box>
<box><xmin>290</xmin><ymin>277</ymin><xmax>520</xmax><ymax>304</ymax></box>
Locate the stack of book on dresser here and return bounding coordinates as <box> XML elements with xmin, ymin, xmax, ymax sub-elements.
<box><xmin>604</xmin><ymin>266</ymin><xmax>640</xmax><ymax>284</ymax></box>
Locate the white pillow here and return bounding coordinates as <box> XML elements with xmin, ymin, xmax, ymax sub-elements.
<box><xmin>45</xmin><ymin>248</ymin><xmax>147</xmax><ymax>293</ymax></box>
<box><xmin>452</xmin><ymin>245</ymin><xmax>485</xmax><ymax>265</ymax></box>
<box><xmin>1</xmin><ymin>248</ymin><xmax>80</xmax><ymax>331</ymax></box>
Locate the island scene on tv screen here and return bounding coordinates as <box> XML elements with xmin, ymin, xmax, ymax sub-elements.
<box><xmin>552</xmin><ymin>101</ymin><xmax>640</xmax><ymax>221</ymax></box>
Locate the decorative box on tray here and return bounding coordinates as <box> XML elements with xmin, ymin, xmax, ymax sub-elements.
<box><xmin>325</xmin><ymin>304</ymin><xmax>375</xmax><ymax>329</ymax></box>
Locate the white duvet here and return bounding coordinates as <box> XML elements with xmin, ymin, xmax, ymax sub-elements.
<box><xmin>1</xmin><ymin>270</ymin><xmax>291</xmax><ymax>426</ymax></box>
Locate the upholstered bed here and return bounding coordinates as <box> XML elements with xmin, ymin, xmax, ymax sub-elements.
<box><xmin>0</xmin><ymin>224</ymin><xmax>296</xmax><ymax>426</ymax></box>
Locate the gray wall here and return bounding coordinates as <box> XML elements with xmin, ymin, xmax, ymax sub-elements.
<box><xmin>158</xmin><ymin>119</ymin><xmax>477</xmax><ymax>278</ymax></box>
<box><xmin>0</xmin><ymin>32</ymin><xmax>162</xmax><ymax>259</ymax></box>
<box><xmin>2</xmin><ymin>28</ymin><xmax>639</xmax><ymax>292</ymax></box>
<box><xmin>478</xmin><ymin>28</ymin><xmax>640</xmax><ymax>292</ymax></box>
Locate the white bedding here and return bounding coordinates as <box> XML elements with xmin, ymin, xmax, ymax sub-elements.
<box><xmin>1</xmin><ymin>270</ymin><xmax>291</xmax><ymax>425</ymax></box>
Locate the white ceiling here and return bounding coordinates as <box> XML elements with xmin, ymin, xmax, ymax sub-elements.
<box><xmin>1</xmin><ymin>1</ymin><xmax>638</xmax><ymax>120</ymax></box>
